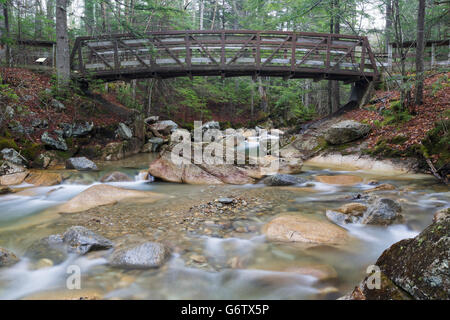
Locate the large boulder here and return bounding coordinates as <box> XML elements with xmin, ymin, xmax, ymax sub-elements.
<box><xmin>1</xmin><ymin>148</ymin><xmax>25</xmax><ymax>166</ymax></box>
<box><xmin>345</xmin><ymin>214</ymin><xmax>449</xmax><ymax>300</ymax></box>
<box><xmin>115</xmin><ymin>123</ymin><xmax>133</xmax><ymax>140</ymax></box>
<box><xmin>0</xmin><ymin>247</ymin><xmax>19</xmax><ymax>267</ymax></box>
<box><xmin>200</xmin><ymin>121</ymin><xmax>220</xmax><ymax>132</ymax></box>
<box><xmin>57</xmin><ymin>184</ymin><xmax>164</xmax><ymax>213</ymax></box>
<box><xmin>60</xmin><ymin>122</ymin><xmax>94</xmax><ymax>138</ymax></box>
<box><xmin>262</xmin><ymin>214</ymin><xmax>349</xmax><ymax>245</ymax></box>
<box><xmin>100</xmin><ymin>171</ymin><xmax>133</xmax><ymax>183</ymax></box>
<box><xmin>182</xmin><ymin>163</ymin><xmax>224</xmax><ymax>184</ymax></box>
<box><xmin>148</xmin><ymin>151</ymin><xmax>184</xmax><ymax>183</ymax></box>
<box><xmin>65</xmin><ymin>157</ymin><xmax>98</xmax><ymax>171</ymax></box>
<box><xmin>62</xmin><ymin>226</ymin><xmax>113</xmax><ymax>255</ymax></box>
<box><xmin>109</xmin><ymin>242</ymin><xmax>170</xmax><ymax>269</ymax></box>
<box><xmin>41</xmin><ymin>131</ymin><xmax>68</xmax><ymax>151</ymax></box>
<box><xmin>150</xmin><ymin>120</ymin><xmax>178</xmax><ymax>136</ymax></box>
<box><xmin>0</xmin><ymin>161</ymin><xmax>27</xmax><ymax>175</ymax></box>
<box><xmin>72</xmin><ymin>122</ymin><xmax>94</xmax><ymax>137</ymax></box>
<box><xmin>0</xmin><ymin>161</ymin><xmax>28</xmax><ymax>185</ymax></box>
<box><xmin>261</xmin><ymin>174</ymin><xmax>306</xmax><ymax>186</ymax></box>
<box><xmin>199</xmin><ymin>164</ymin><xmax>255</xmax><ymax>185</ymax></box>
<box><xmin>324</xmin><ymin>120</ymin><xmax>371</xmax><ymax>145</ymax></box>
<box><xmin>24</xmin><ymin>171</ymin><xmax>62</xmax><ymax>186</ymax></box>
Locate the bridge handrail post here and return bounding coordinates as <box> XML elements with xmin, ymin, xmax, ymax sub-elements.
<box><xmin>256</xmin><ymin>32</ymin><xmax>261</xmax><ymax>70</ymax></box>
<box><xmin>325</xmin><ymin>35</ymin><xmax>332</xmax><ymax>73</ymax></box>
<box><xmin>291</xmin><ymin>32</ymin><xmax>297</xmax><ymax>72</ymax></box>
<box><xmin>113</xmin><ymin>39</ymin><xmax>120</xmax><ymax>72</ymax></box>
<box><xmin>221</xmin><ymin>31</ymin><xmax>225</xmax><ymax>70</ymax></box>
<box><xmin>185</xmin><ymin>33</ymin><xmax>191</xmax><ymax>69</ymax></box>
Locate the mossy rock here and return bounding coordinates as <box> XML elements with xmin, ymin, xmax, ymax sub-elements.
<box><xmin>0</xmin><ymin>137</ymin><xmax>18</xmax><ymax>151</ymax></box>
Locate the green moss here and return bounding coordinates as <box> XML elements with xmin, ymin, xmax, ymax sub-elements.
<box><xmin>313</xmin><ymin>137</ymin><xmax>328</xmax><ymax>152</ymax></box>
<box><xmin>21</xmin><ymin>142</ymin><xmax>42</xmax><ymax>161</ymax></box>
<box><xmin>420</xmin><ymin>119</ymin><xmax>450</xmax><ymax>168</ymax></box>
<box><xmin>0</xmin><ymin>137</ymin><xmax>18</xmax><ymax>151</ymax></box>
<box><xmin>389</xmin><ymin>135</ymin><xmax>408</xmax><ymax>145</ymax></box>
<box><xmin>366</xmin><ymin>138</ymin><xmax>404</xmax><ymax>158</ymax></box>
<box><xmin>55</xmin><ymin>150</ymin><xmax>73</xmax><ymax>160</ymax></box>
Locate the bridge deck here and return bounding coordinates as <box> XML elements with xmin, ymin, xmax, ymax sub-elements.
<box><xmin>70</xmin><ymin>30</ymin><xmax>379</xmax><ymax>82</ymax></box>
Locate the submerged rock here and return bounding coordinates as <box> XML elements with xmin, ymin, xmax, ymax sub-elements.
<box><xmin>315</xmin><ymin>175</ymin><xmax>363</xmax><ymax>186</ymax></box>
<box><xmin>362</xmin><ymin>198</ymin><xmax>402</xmax><ymax>225</ymax></box>
<box><xmin>261</xmin><ymin>174</ymin><xmax>306</xmax><ymax>186</ymax></box>
<box><xmin>62</xmin><ymin>226</ymin><xmax>113</xmax><ymax>255</ymax></box>
<box><xmin>109</xmin><ymin>242</ymin><xmax>170</xmax><ymax>269</ymax></box>
<box><xmin>262</xmin><ymin>214</ymin><xmax>349</xmax><ymax>245</ymax></box>
<box><xmin>326</xmin><ymin>198</ymin><xmax>402</xmax><ymax>226</ymax></box>
<box><xmin>57</xmin><ymin>184</ymin><xmax>164</xmax><ymax>213</ymax></box>
<box><xmin>345</xmin><ymin>213</ymin><xmax>450</xmax><ymax>300</ymax></box>
<box><xmin>65</xmin><ymin>157</ymin><xmax>98</xmax><ymax>171</ymax></box>
<box><xmin>25</xmin><ymin>235</ymin><xmax>67</xmax><ymax>264</ymax></box>
<box><xmin>100</xmin><ymin>171</ymin><xmax>133</xmax><ymax>182</ymax></box>
<box><xmin>324</xmin><ymin>120</ymin><xmax>371</xmax><ymax>145</ymax></box>
<box><xmin>364</xmin><ymin>183</ymin><xmax>396</xmax><ymax>193</ymax></box>
<box><xmin>0</xmin><ymin>247</ymin><xmax>19</xmax><ymax>267</ymax></box>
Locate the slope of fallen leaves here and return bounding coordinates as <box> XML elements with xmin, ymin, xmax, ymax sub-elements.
<box><xmin>343</xmin><ymin>71</ymin><xmax>450</xmax><ymax>157</ymax></box>
<box><xmin>1</xmin><ymin>67</ymin><xmax>128</xmax><ymax>144</ymax></box>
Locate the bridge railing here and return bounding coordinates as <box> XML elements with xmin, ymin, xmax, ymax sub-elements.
<box><xmin>70</xmin><ymin>30</ymin><xmax>379</xmax><ymax>82</ymax></box>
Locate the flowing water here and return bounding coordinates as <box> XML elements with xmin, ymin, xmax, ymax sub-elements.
<box><xmin>0</xmin><ymin>153</ymin><xmax>448</xmax><ymax>300</ymax></box>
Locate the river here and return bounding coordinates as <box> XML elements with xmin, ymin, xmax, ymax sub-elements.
<box><xmin>0</xmin><ymin>153</ymin><xmax>448</xmax><ymax>299</ymax></box>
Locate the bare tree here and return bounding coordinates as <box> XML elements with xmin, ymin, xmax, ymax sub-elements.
<box><xmin>56</xmin><ymin>0</ymin><xmax>70</xmax><ymax>86</ymax></box>
<box><xmin>415</xmin><ymin>0</ymin><xmax>426</xmax><ymax>105</ymax></box>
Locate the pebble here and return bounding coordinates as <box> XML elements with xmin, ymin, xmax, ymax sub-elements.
<box><xmin>218</xmin><ymin>197</ymin><xmax>234</xmax><ymax>204</ymax></box>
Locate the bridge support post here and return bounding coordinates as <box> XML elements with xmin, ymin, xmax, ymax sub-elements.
<box><xmin>348</xmin><ymin>80</ymin><xmax>374</xmax><ymax>109</ymax></box>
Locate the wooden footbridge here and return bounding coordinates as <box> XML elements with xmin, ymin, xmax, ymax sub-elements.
<box><xmin>70</xmin><ymin>30</ymin><xmax>379</xmax><ymax>83</ymax></box>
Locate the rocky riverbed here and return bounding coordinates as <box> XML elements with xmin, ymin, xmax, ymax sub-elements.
<box><xmin>0</xmin><ymin>152</ymin><xmax>448</xmax><ymax>299</ymax></box>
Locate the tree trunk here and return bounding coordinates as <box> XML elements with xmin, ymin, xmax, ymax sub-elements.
<box><xmin>415</xmin><ymin>0</ymin><xmax>426</xmax><ymax>106</ymax></box>
<box><xmin>0</xmin><ymin>1</ymin><xmax>10</xmax><ymax>66</ymax></box>
<box><xmin>56</xmin><ymin>0</ymin><xmax>70</xmax><ymax>87</ymax></box>
<box><xmin>199</xmin><ymin>0</ymin><xmax>204</xmax><ymax>30</ymax></box>
<box><xmin>84</xmin><ymin>0</ymin><xmax>94</xmax><ymax>35</ymax></box>
<box><xmin>258</xmin><ymin>77</ymin><xmax>268</xmax><ymax>113</ymax></box>
<box><xmin>331</xmin><ymin>0</ymin><xmax>340</xmax><ymax>112</ymax></box>
<box><xmin>385</xmin><ymin>0</ymin><xmax>392</xmax><ymax>52</ymax></box>
<box><xmin>34</xmin><ymin>0</ymin><xmax>43</xmax><ymax>39</ymax></box>
<box><xmin>46</xmin><ymin>0</ymin><xmax>55</xmax><ymax>37</ymax></box>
